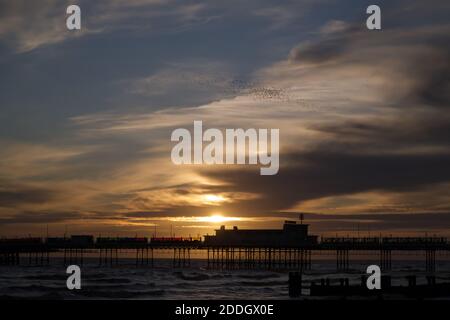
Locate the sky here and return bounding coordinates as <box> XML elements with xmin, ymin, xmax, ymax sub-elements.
<box><xmin>0</xmin><ymin>0</ymin><xmax>449</xmax><ymax>237</ymax></box>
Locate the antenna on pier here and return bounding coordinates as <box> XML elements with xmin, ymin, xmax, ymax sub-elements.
<box><xmin>299</xmin><ymin>213</ymin><xmax>304</xmax><ymax>224</ymax></box>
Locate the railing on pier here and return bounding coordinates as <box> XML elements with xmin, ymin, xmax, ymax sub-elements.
<box><xmin>321</xmin><ymin>236</ymin><xmax>448</xmax><ymax>249</ymax></box>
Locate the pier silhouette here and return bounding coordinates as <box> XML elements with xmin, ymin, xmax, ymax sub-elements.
<box><xmin>0</xmin><ymin>220</ymin><xmax>449</xmax><ymax>272</ymax></box>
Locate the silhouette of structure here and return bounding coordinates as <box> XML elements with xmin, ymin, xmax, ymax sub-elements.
<box><xmin>0</xmin><ymin>218</ymin><xmax>449</xmax><ymax>272</ymax></box>
<box><xmin>290</xmin><ymin>274</ymin><xmax>450</xmax><ymax>298</ymax></box>
<box><xmin>204</xmin><ymin>221</ymin><xmax>318</xmax><ymax>247</ymax></box>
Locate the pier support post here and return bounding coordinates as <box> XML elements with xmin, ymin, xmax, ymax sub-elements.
<box><xmin>336</xmin><ymin>249</ymin><xmax>349</xmax><ymax>271</ymax></box>
<box><xmin>288</xmin><ymin>271</ymin><xmax>302</xmax><ymax>297</ymax></box>
<box><xmin>425</xmin><ymin>249</ymin><xmax>436</xmax><ymax>272</ymax></box>
<box><xmin>380</xmin><ymin>249</ymin><xmax>392</xmax><ymax>270</ymax></box>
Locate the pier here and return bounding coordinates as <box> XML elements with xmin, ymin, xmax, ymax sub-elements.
<box><xmin>1</xmin><ymin>237</ymin><xmax>448</xmax><ymax>272</ymax></box>
<box><xmin>0</xmin><ymin>221</ymin><xmax>449</xmax><ymax>272</ymax></box>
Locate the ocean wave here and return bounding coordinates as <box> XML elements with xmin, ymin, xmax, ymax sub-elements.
<box><xmin>173</xmin><ymin>272</ymin><xmax>210</xmax><ymax>281</ymax></box>
<box><xmin>87</xmin><ymin>278</ymin><xmax>132</xmax><ymax>284</ymax></box>
<box><xmin>0</xmin><ymin>292</ymin><xmax>64</xmax><ymax>300</ymax></box>
<box><xmin>236</xmin><ymin>273</ymin><xmax>281</xmax><ymax>280</ymax></box>
<box><xmin>23</xmin><ymin>274</ymin><xmax>67</xmax><ymax>281</ymax></box>
<box><xmin>210</xmin><ymin>274</ymin><xmax>232</xmax><ymax>279</ymax></box>
<box><xmin>7</xmin><ymin>284</ymin><xmax>61</xmax><ymax>293</ymax></box>
<box><xmin>235</xmin><ymin>280</ymin><xmax>286</xmax><ymax>287</ymax></box>
<box><xmin>75</xmin><ymin>289</ymin><xmax>165</xmax><ymax>299</ymax></box>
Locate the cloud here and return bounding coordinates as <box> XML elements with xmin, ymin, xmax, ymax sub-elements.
<box><xmin>126</xmin><ymin>61</ymin><xmax>239</xmax><ymax>107</ymax></box>
<box><xmin>0</xmin><ymin>186</ymin><xmax>55</xmax><ymax>207</ymax></box>
<box><xmin>290</xmin><ymin>212</ymin><xmax>450</xmax><ymax>234</ymax></box>
<box><xmin>288</xmin><ymin>33</ymin><xmax>351</xmax><ymax>64</ymax></box>
<box><xmin>253</xmin><ymin>6</ymin><xmax>302</xmax><ymax>30</ymax></box>
<box><xmin>0</xmin><ymin>0</ymin><xmax>93</xmax><ymax>52</ymax></box>
<box><xmin>0</xmin><ymin>0</ymin><xmax>214</xmax><ymax>52</ymax></box>
<box><xmin>0</xmin><ymin>140</ymin><xmax>90</xmax><ymax>180</ymax></box>
<box><xmin>201</xmin><ymin>150</ymin><xmax>450</xmax><ymax>214</ymax></box>
<box><xmin>290</xmin><ymin>22</ymin><xmax>450</xmax><ymax>108</ymax></box>
<box><xmin>0</xmin><ymin>211</ymin><xmax>80</xmax><ymax>225</ymax></box>
<box><xmin>1</xmin><ymin>1</ymin><xmax>450</xmax><ymax>235</ymax></box>
<box><xmin>65</xmin><ymin>19</ymin><xmax>450</xmax><ymax>220</ymax></box>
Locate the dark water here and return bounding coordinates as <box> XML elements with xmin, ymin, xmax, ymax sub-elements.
<box><xmin>1</xmin><ymin>258</ymin><xmax>449</xmax><ymax>299</ymax></box>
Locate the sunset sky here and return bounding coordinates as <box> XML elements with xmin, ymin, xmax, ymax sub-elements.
<box><xmin>0</xmin><ymin>0</ymin><xmax>449</xmax><ymax>237</ymax></box>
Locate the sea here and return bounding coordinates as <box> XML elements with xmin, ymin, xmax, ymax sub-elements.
<box><xmin>1</xmin><ymin>255</ymin><xmax>450</xmax><ymax>300</ymax></box>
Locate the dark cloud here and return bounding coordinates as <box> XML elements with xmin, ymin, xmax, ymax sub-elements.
<box><xmin>310</xmin><ymin>113</ymin><xmax>450</xmax><ymax>149</ymax></box>
<box><xmin>0</xmin><ymin>187</ymin><xmax>55</xmax><ymax>207</ymax></box>
<box><xmin>296</xmin><ymin>212</ymin><xmax>450</xmax><ymax>233</ymax></box>
<box><xmin>288</xmin><ymin>34</ymin><xmax>352</xmax><ymax>64</ymax></box>
<box><xmin>289</xmin><ymin>19</ymin><xmax>450</xmax><ymax>109</ymax></box>
<box><xmin>201</xmin><ymin>149</ymin><xmax>450</xmax><ymax>215</ymax></box>
<box><xmin>288</xmin><ymin>21</ymin><xmax>365</xmax><ymax>65</ymax></box>
<box><xmin>0</xmin><ymin>211</ymin><xmax>80</xmax><ymax>225</ymax></box>
<box><xmin>414</xmin><ymin>50</ymin><xmax>450</xmax><ymax>108</ymax></box>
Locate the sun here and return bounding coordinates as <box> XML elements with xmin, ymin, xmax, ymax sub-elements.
<box><xmin>207</xmin><ymin>214</ymin><xmax>228</xmax><ymax>223</ymax></box>
<box><xmin>197</xmin><ymin>214</ymin><xmax>241</xmax><ymax>223</ymax></box>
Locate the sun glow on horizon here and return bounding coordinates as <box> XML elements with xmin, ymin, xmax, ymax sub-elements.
<box><xmin>196</xmin><ymin>214</ymin><xmax>241</xmax><ymax>223</ymax></box>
